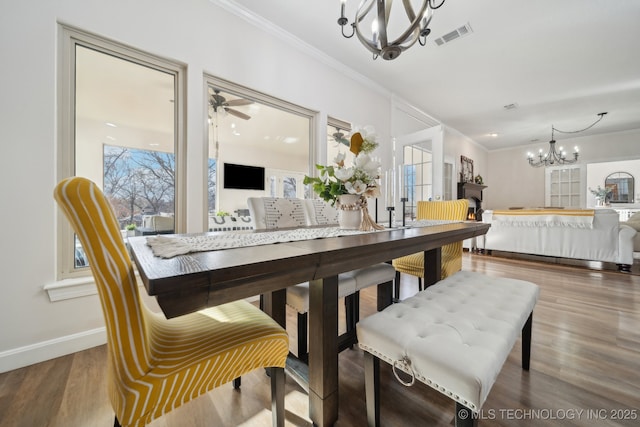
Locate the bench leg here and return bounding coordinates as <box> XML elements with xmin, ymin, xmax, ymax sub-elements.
<box><xmin>522</xmin><ymin>312</ymin><xmax>533</xmax><ymax>370</ymax></box>
<box><xmin>455</xmin><ymin>402</ymin><xmax>478</xmax><ymax>427</ymax></box>
<box><xmin>363</xmin><ymin>352</ymin><xmax>380</xmax><ymax>427</ymax></box>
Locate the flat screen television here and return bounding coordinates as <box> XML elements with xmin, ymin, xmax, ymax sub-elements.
<box><xmin>223</xmin><ymin>163</ymin><xmax>265</xmax><ymax>190</ymax></box>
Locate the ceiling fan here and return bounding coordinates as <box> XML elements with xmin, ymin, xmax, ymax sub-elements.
<box><xmin>329</xmin><ymin>127</ymin><xmax>350</xmax><ymax>146</ymax></box>
<box><xmin>208</xmin><ymin>88</ymin><xmax>253</xmax><ymax>120</ymax></box>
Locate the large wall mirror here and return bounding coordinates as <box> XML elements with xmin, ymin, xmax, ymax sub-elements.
<box><xmin>605</xmin><ymin>172</ymin><xmax>635</xmax><ymax>203</ymax></box>
<box><xmin>205</xmin><ymin>75</ymin><xmax>315</xmax><ymax>220</ymax></box>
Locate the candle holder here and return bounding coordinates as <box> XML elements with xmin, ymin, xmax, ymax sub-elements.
<box><xmin>400</xmin><ymin>197</ymin><xmax>408</xmax><ymax>227</ymax></box>
<box><xmin>375</xmin><ymin>198</ymin><xmax>378</xmax><ymax>223</ymax></box>
<box><xmin>386</xmin><ymin>206</ymin><xmax>395</xmax><ymax>228</ymax></box>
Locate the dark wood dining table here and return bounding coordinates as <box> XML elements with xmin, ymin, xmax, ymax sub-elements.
<box><xmin>128</xmin><ymin>221</ymin><xmax>490</xmax><ymax>427</ymax></box>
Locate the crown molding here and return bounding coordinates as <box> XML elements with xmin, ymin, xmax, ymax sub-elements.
<box><xmin>208</xmin><ymin>0</ymin><xmax>391</xmax><ymax>97</ymax></box>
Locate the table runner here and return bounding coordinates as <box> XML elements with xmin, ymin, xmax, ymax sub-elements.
<box><xmin>492</xmin><ymin>209</ymin><xmax>595</xmax><ymax>228</ymax></box>
<box><xmin>146</xmin><ymin>220</ymin><xmax>458</xmax><ymax>258</ymax></box>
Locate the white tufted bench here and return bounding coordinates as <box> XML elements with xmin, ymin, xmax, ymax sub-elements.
<box><xmin>356</xmin><ymin>271</ymin><xmax>540</xmax><ymax>426</ymax></box>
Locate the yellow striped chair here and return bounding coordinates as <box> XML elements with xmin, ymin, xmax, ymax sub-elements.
<box><xmin>54</xmin><ymin>177</ymin><xmax>289</xmax><ymax>427</ymax></box>
<box><xmin>392</xmin><ymin>199</ymin><xmax>469</xmax><ymax>300</ymax></box>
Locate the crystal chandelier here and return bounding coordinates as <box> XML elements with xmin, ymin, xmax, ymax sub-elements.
<box><xmin>338</xmin><ymin>0</ymin><xmax>446</xmax><ymax>60</ymax></box>
<box><xmin>527</xmin><ymin>113</ymin><xmax>607</xmax><ymax>168</ymax></box>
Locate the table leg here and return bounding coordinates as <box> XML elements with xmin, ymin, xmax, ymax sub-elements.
<box><xmin>423</xmin><ymin>248</ymin><xmax>442</xmax><ymax>288</ymax></box>
<box><xmin>308</xmin><ymin>275</ymin><xmax>339</xmax><ymax>427</ymax></box>
<box><xmin>262</xmin><ymin>288</ymin><xmax>287</xmax><ymax>329</ymax></box>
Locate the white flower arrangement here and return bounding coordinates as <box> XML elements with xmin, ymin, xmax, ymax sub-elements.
<box><xmin>304</xmin><ymin>126</ymin><xmax>381</xmax><ymax>205</ymax></box>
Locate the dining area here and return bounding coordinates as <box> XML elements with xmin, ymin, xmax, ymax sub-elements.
<box><xmin>127</xmin><ymin>205</ymin><xmax>489</xmax><ymax>426</ymax></box>
<box><xmin>53</xmin><ymin>174</ymin><xmax>489</xmax><ymax>427</ymax></box>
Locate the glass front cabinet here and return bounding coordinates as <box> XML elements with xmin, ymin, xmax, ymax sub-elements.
<box><xmin>545</xmin><ymin>165</ymin><xmax>585</xmax><ymax>208</ymax></box>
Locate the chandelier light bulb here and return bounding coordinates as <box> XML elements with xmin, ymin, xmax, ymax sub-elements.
<box><xmin>371</xmin><ymin>20</ymin><xmax>379</xmax><ymax>46</ymax></box>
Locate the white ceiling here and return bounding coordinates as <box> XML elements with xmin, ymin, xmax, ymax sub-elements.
<box><xmin>225</xmin><ymin>0</ymin><xmax>640</xmax><ymax>151</ymax></box>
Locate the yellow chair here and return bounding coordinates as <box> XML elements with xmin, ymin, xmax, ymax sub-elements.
<box><xmin>54</xmin><ymin>177</ymin><xmax>289</xmax><ymax>427</ymax></box>
<box><xmin>392</xmin><ymin>199</ymin><xmax>469</xmax><ymax>300</ymax></box>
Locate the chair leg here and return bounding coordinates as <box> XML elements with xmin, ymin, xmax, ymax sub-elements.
<box><xmin>522</xmin><ymin>312</ymin><xmax>533</xmax><ymax>370</ymax></box>
<box><xmin>270</xmin><ymin>367</ymin><xmax>285</xmax><ymax>427</ymax></box>
<box><xmin>364</xmin><ymin>351</ymin><xmax>380</xmax><ymax>427</ymax></box>
<box><xmin>297</xmin><ymin>312</ymin><xmax>308</xmax><ymax>363</ymax></box>
<box><xmin>394</xmin><ymin>271</ymin><xmax>401</xmax><ymax>302</ymax></box>
<box><xmin>345</xmin><ymin>294</ymin><xmax>355</xmax><ymax>333</ymax></box>
<box><xmin>418</xmin><ymin>277</ymin><xmax>423</xmax><ymax>291</ymax></box>
<box><xmin>376</xmin><ymin>280</ymin><xmax>393</xmax><ymax>311</ymax></box>
<box><xmin>344</xmin><ymin>292</ymin><xmax>360</xmax><ymax>349</ymax></box>
<box><xmin>233</xmin><ymin>377</ymin><xmax>241</xmax><ymax>389</ymax></box>
<box><xmin>344</xmin><ymin>291</ymin><xmax>360</xmax><ymax>332</ymax></box>
<box><xmin>114</xmin><ymin>416</ymin><xmax>121</xmax><ymax>427</ymax></box>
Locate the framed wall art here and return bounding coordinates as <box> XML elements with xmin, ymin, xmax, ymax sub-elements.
<box><xmin>461</xmin><ymin>155</ymin><xmax>474</xmax><ymax>183</ymax></box>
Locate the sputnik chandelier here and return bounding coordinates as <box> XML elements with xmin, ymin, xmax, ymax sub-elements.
<box><xmin>338</xmin><ymin>0</ymin><xmax>446</xmax><ymax>60</ymax></box>
<box><xmin>527</xmin><ymin>112</ymin><xmax>607</xmax><ymax>168</ymax></box>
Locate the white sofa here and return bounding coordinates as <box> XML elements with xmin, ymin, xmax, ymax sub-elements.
<box><xmin>621</xmin><ymin>211</ymin><xmax>640</xmax><ymax>256</ymax></box>
<box><xmin>141</xmin><ymin>214</ymin><xmax>174</xmax><ymax>233</ymax></box>
<box><xmin>482</xmin><ymin>208</ymin><xmax>636</xmax><ymax>270</ymax></box>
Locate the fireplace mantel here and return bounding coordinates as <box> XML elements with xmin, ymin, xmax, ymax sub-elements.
<box><xmin>458</xmin><ymin>182</ymin><xmax>487</xmax><ymax>201</ymax></box>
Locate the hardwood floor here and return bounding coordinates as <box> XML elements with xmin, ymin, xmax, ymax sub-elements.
<box><xmin>1</xmin><ymin>253</ymin><xmax>639</xmax><ymax>426</ymax></box>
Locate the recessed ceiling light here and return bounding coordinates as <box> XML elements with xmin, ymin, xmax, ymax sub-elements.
<box><xmin>283</xmin><ymin>137</ymin><xmax>299</xmax><ymax>144</ymax></box>
<box><xmin>149</xmin><ymin>143</ymin><xmax>159</xmax><ymax>147</ymax></box>
<box><xmin>488</xmin><ymin>133</ymin><xmax>498</xmax><ymax>137</ymax></box>
<box><xmin>105</xmin><ymin>122</ymin><xmax>117</xmax><ymax>127</ymax></box>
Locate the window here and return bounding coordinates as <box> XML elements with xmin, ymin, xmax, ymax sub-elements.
<box><xmin>403</xmin><ymin>143</ymin><xmax>433</xmax><ymax>219</ymax></box>
<box><xmin>58</xmin><ymin>26</ymin><xmax>185</xmax><ymax>279</ymax></box>
<box><xmin>327</xmin><ymin>117</ymin><xmax>354</xmax><ymax>169</ymax></box>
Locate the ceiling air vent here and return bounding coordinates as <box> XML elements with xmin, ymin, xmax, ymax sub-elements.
<box><xmin>434</xmin><ymin>23</ymin><xmax>473</xmax><ymax>46</ymax></box>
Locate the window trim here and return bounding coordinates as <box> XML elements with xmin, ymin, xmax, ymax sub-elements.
<box><xmin>57</xmin><ymin>24</ymin><xmax>186</xmax><ymax>280</ymax></box>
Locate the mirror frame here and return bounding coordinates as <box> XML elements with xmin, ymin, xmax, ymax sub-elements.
<box><xmin>605</xmin><ymin>171</ymin><xmax>635</xmax><ymax>203</ymax></box>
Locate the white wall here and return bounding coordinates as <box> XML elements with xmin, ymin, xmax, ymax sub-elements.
<box><xmin>0</xmin><ymin>0</ymin><xmax>393</xmax><ymax>372</ymax></box>
<box><xmin>486</xmin><ymin>129</ymin><xmax>640</xmax><ymax>209</ymax></box>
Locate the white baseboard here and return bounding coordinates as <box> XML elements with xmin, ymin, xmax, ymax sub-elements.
<box><xmin>0</xmin><ymin>327</ymin><xmax>106</xmax><ymax>374</ymax></box>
